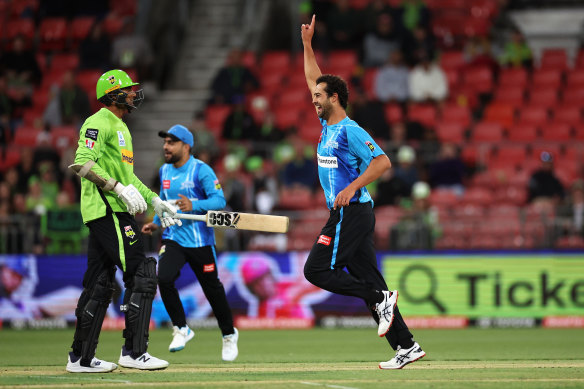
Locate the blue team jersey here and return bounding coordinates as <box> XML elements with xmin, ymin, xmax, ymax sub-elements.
<box><xmin>153</xmin><ymin>156</ymin><xmax>226</xmax><ymax>248</ymax></box>
<box><xmin>316</xmin><ymin>116</ymin><xmax>385</xmax><ymax>209</ymax></box>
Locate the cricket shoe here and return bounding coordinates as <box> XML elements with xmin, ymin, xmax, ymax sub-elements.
<box><xmin>379</xmin><ymin>342</ymin><xmax>426</xmax><ymax>369</ymax></box>
<box><xmin>66</xmin><ymin>352</ymin><xmax>117</xmax><ymax>373</ymax></box>
<box><xmin>222</xmin><ymin>328</ymin><xmax>239</xmax><ymax>361</ymax></box>
<box><xmin>375</xmin><ymin>290</ymin><xmax>398</xmax><ymax>337</ymax></box>
<box><xmin>169</xmin><ymin>325</ymin><xmax>195</xmax><ymax>352</ymax></box>
<box><xmin>118</xmin><ymin>346</ymin><xmax>169</xmax><ymax>370</ymax></box>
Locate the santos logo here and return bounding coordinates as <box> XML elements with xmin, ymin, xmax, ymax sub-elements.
<box><xmin>317</xmin><ymin>154</ymin><xmax>338</xmax><ymax>168</ymax></box>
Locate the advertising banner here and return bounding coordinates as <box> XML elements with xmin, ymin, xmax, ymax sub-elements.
<box><xmin>382</xmin><ymin>254</ymin><xmax>584</xmax><ymax>318</ymax></box>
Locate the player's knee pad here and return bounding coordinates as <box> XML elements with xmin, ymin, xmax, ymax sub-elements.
<box><xmin>122</xmin><ymin>257</ymin><xmax>157</xmax><ymax>355</ymax></box>
<box><xmin>76</xmin><ymin>267</ymin><xmax>115</xmax><ymax>364</ymax></box>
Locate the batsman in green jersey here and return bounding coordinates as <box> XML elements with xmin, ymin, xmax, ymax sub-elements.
<box><xmin>66</xmin><ymin>70</ymin><xmax>180</xmax><ymax>373</ymax></box>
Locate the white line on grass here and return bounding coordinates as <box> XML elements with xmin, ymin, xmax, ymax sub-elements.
<box><xmin>300</xmin><ymin>381</ymin><xmax>358</xmax><ymax>389</ymax></box>
<box><xmin>29</xmin><ymin>376</ymin><xmax>133</xmax><ymax>384</ymax></box>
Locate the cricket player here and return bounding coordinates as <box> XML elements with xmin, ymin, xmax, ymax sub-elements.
<box><xmin>301</xmin><ymin>15</ymin><xmax>425</xmax><ymax>369</ymax></box>
<box><xmin>141</xmin><ymin>125</ymin><xmax>238</xmax><ymax>361</ymax></box>
<box><xmin>66</xmin><ymin>69</ymin><xmax>181</xmax><ymax>373</ymax></box>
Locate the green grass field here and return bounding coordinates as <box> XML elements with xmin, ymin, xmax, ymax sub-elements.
<box><xmin>1</xmin><ymin>328</ymin><xmax>583</xmax><ymax>388</ymax></box>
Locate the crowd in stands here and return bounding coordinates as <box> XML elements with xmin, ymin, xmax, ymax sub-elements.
<box><xmin>1</xmin><ymin>0</ymin><xmax>584</xmax><ymax>253</ymax></box>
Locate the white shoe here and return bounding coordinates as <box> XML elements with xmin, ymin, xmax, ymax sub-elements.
<box><xmin>66</xmin><ymin>352</ymin><xmax>117</xmax><ymax>373</ymax></box>
<box><xmin>169</xmin><ymin>325</ymin><xmax>195</xmax><ymax>352</ymax></box>
<box><xmin>222</xmin><ymin>328</ymin><xmax>238</xmax><ymax>361</ymax></box>
<box><xmin>379</xmin><ymin>342</ymin><xmax>426</xmax><ymax>369</ymax></box>
<box><xmin>118</xmin><ymin>346</ymin><xmax>169</xmax><ymax>370</ymax></box>
<box><xmin>375</xmin><ymin>290</ymin><xmax>398</xmax><ymax>337</ymax></box>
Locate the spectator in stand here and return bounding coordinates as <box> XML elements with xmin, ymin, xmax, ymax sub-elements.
<box><xmin>393</xmin><ymin>145</ymin><xmax>419</xmax><ymax>195</ymax></box>
<box><xmin>2</xmin><ymin>35</ymin><xmax>41</xmax><ymax>88</ymax></box>
<box><xmin>246</xmin><ymin>156</ymin><xmax>278</xmax><ymax>215</ymax></box>
<box><xmin>209</xmin><ymin>49</ymin><xmax>259</xmax><ymax>105</ymax></box>
<box><xmin>44</xmin><ymin>71</ymin><xmax>91</xmax><ymax>127</ymax></box>
<box><xmin>402</xmin><ymin>26</ymin><xmax>435</xmax><ymax>67</ymax></box>
<box><xmin>556</xmin><ymin>179</ymin><xmax>584</xmax><ymax>238</ymax></box>
<box><xmin>362</xmin><ymin>0</ymin><xmax>396</xmax><ymax>34</ymax></box>
<box><xmin>325</xmin><ymin>0</ymin><xmax>360</xmax><ymax>49</ymax></box>
<box><xmin>499</xmin><ymin>28</ymin><xmax>532</xmax><ymax>68</ymax></box>
<box><xmin>374</xmin><ymin>168</ymin><xmax>409</xmax><ymax>207</ymax></box>
<box><xmin>111</xmin><ymin>19</ymin><xmax>154</xmax><ymax>81</ymax></box>
<box><xmin>374</xmin><ymin>51</ymin><xmax>409</xmax><ymax>103</ymax></box>
<box><xmin>222</xmin><ymin>97</ymin><xmax>258</xmax><ymax>141</ymax></box>
<box><xmin>527</xmin><ymin>151</ymin><xmax>564</xmax><ymax>205</ymax></box>
<box><xmin>463</xmin><ymin>35</ymin><xmax>498</xmax><ymax>74</ymax></box>
<box><xmin>362</xmin><ymin>13</ymin><xmax>400</xmax><ymax>68</ymax></box>
<box><xmin>350</xmin><ymin>88</ymin><xmax>390</xmax><ymax>139</ymax></box>
<box><xmin>79</xmin><ymin>21</ymin><xmax>112</xmax><ymax>71</ymax></box>
<box><xmin>280</xmin><ymin>137</ymin><xmax>318</xmax><ymax>191</ymax></box>
<box><xmin>408</xmin><ymin>50</ymin><xmax>448</xmax><ymax>103</ymax></box>
<box><xmin>428</xmin><ymin>143</ymin><xmax>465</xmax><ymax>195</ymax></box>
<box><xmin>396</xmin><ymin>0</ymin><xmax>431</xmax><ymax>34</ymax></box>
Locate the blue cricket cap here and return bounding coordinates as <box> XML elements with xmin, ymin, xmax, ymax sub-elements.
<box><xmin>158</xmin><ymin>124</ymin><xmax>193</xmax><ymax>147</ymax></box>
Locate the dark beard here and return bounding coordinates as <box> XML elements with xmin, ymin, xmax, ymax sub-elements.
<box><xmin>165</xmin><ymin>153</ymin><xmax>181</xmax><ymax>164</ymax></box>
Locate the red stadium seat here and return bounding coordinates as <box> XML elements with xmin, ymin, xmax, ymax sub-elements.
<box><xmin>70</xmin><ymin>16</ymin><xmax>95</xmax><ymax>48</ymax></box>
<box><xmin>507</xmin><ymin>123</ymin><xmax>538</xmax><ymax>141</ymax></box>
<box><xmin>553</xmin><ymin>105</ymin><xmax>582</xmax><ymax>126</ymax></box>
<box><xmin>440</xmin><ymin>51</ymin><xmax>465</xmax><ymax>71</ymax></box>
<box><xmin>48</xmin><ymin>53</ymin><xmax>80</xmax><ymax>71</ymax></box>
<box><xmin>444</xmin><ymin>68</ymin><xmax>461</xmax><ymax>90</ymax></box>
<box><xmin>277</xmin><ymin>88</ymin><xmax>308</xmax><ymax>106</ymax></box>
<box><xmin>384</xmin><ymin>103</ymin><xmax>404</xmax><ymax>123</ymax></box>
<box><xmin>12</xmin><ymin>126</ymin><xmax>41</xmax><ymax>147</ymax></box>
<box><xmin>540</xmin><ymin>48</ymin><xmax>567</xmax><ymax>70</ymax></box>
<box><xmin>566</xmin><ymin>69</ymin><xmax>584</xmax><ymax>86</ymax></box>
<box><xmin>498</xmin><ymin>67</ymin><xmax>528</xmax><ymax>88</ymax></box>
<box><xmin>562</xmin><ymin>87</ymin><xmax>584</xmax><ymax>104</ymax></box>
<box><xmin>102</xmin><ymin>16</ymin><xmax>124</xmax><ymax>37</ymax></box>
<box><xmin>363</xmin><ymin>68</ymin><xmax>378</xmax><ymax>100</ymax></box>
<box><xmin>528</xmin><ymin>88</ymin><xmax>558</xmax><ymax>108</ymax></box>
<box><xmin>429</xmin><ymin>189</ymin><xmax>459</xmax><ymax>207</ymax></box>
<box><xmin>273</xmin><ymin>108</ymin><xmax>301</xmax><ymax>130</ymax></box>
<box><xmin>76</xmin><ymin>69</ymin><xmax>103</xmax><ymax>97</ymax></box>
<box><xmin>205</xmin><ymin>105</ymin><xmax>232</xmax><ymax>138</ymax></box>
<box><xmin>541</xmin><ymin>122</ymin><xmax>572</xmax><ymax>141</ymax></box>
<box><xmin>328</xmin><ymin>50</ymin><xmax>358</xmax><ymax>70</ymax></box>
<box><xmin>492</xmin><ymin>86</ymin><xmax>524</xmax><ymax>107</ymax></box>
<box><xmin>261</xmin><ymin>51</ymin><xmax>291</xmax><ymax>72</ymax></box>
<box><xmin>0</xmin><ymin>149</ymin><xmax>21</xmax><ymax>172</ymax></box>
<box><xmin>463</xmin><ymin>65</ymin><xmax>493</xmax><ymax>93</ymax></box>
<box><xmin>532</xmin><ymin>69</ymin><xmax>562</xmax><ymax>89</ymax></box>
<box><xmin>472</xmin><ymin>121</ymin><xmax>503</xmax><ymax>141</ymax></box>
<box><xmin>518</xmin><ymin>105</ymin><xmax>549</xmax><ymax>125</ymax></box>
<box><xmin>461</xmin><ymin>187</ymin><xmax>494</xmax><ymax>206</ymax></box>
<box><xmin>435</xmin><ymin>122</ymin><xmax>465</xmax><ymax>142</ymax></box>
<box><xmin>4</xmin><ymin>19</ymin><xmax>35</xmax><ymax>47</ymax></box>
<box><xmin>408</xmin><ymin>104</ymin><xmax>437</xmax><ymax>127</ymax></box>
<box><xmin>492</xmin><ymin>145</ymin><xmax>527</xmax><ymax>166</ymax></box>
<box><xmin>484</xmin><ymin>104</ymin><xmax>515</xmax><ymax>128</ymax></box>
<box><xmin>39</xmin><ymin>18</ymin><xmax>68</xmax><ymax>51</ymax></box>
<box><xmin>471</xmin><ymin>0</ymin><xmax>499</xmax><ymax>19</ymax></box>
<box><xmin>441</xmin><ymin>104</ymin><xmax>471</xmax><ymax>127</ymax></box>
<box><xmin>51</xmin><ymin>126</ymin><xmax>78</xmax><ymax>150</ymax></box>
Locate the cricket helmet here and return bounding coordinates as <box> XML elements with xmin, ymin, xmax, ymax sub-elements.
<box><xmin>96</xmin><ymin>69</ymin><xmax>143</xmax><ymax>110</ymax></box>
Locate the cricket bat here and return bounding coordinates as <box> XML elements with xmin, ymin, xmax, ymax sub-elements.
<box><xmin>174</xmin><ymin>211</ymin><xmax>289</xmax><ymax>233</ymax></box>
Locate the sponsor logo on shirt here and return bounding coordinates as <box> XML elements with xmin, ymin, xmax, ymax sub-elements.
<box><xmin>317</xmin><ymin>235</ymin><xmax>331</xmax><ymax>246</ymax></box>
<box><xmin>121</xmin><ymin>149</ymin><xmax>134</xmax><ymax>165</ymax></box>
<box><xmin>159</xmin><ymin>244</ymin><xmax>166</xmax><ymax>256</ymax></box>
<box><xmin>117</xmin><ymin>131</ymin><xmax>126</xmax><ymax>146</ymax></box>
<box><xmin>214</xmin><ymin>179</ymin><xmax>221</xmax><ymax>190</ymax></box>
<box><xmin>85</xmin><ymin>128</ymin><xmax>98</xmax><ymax>140</ymax></box>
<box><xmin>326</xmin><ymin>140</ymin><xmax>338</xmax><ymax>149</ymax></box>
<box><xmin>85</xmin><ymin>139</ymin><xmax>95</xmax><ymax>149</ymax></box>
<box><xmin>317</xmin><ymin>154</ymin><xmax>338</xmax><ymax>168</ymax></box>
<box><xmin>124</xmin><ymin>225</ymin><xmax>136</xmax><ymax>239</ymax></box>
<box><xmin>180</xmin><ymin>181</ymin><xmax>195</xmax><ymax>190</ymax></box>
<box><xmin>203</xmin><ymin>263</ymin><xmax>215</xmax><ymax>273</ymax></box>
<box><xmin>365</xmin><ymin>141</ymin><xmax>375</xmax><ymax>152</ymax></box>
<box><xmin>162</xmin><ymin>180</ymin><xmax>170</xmax><ymax>189</ymax></box>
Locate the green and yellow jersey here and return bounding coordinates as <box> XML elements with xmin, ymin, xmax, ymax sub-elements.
<box><xmin>74</xmin><ymin>107</ymin><xmax>157</xmax><ymax>223</ymax></box>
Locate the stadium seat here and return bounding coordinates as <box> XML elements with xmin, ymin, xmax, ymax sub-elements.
<box><xmin>507</xmin><ymin>123</ymin><xmax>538</xmax><ymax>142</ymax></box>
<box><xmin>461</xmin><ymin>187</ymin><xmax>494</xmax><ymax>206</ymax></box>
<box><xmin>70</xmin><ymin>16</ymin><xmax>95</xmax><ymax>48</ymax></box>
<box><xmin>363</xmin><ymin>68</ymin><xmax>378</xmax><ymax>100</ymax></box>
<box><xmin>261</xmin><ymin>51</ymin><xmax>291</xmax><ymax>72</ymax></box>
<box><xmin>532</xmin><ymin>69</ymin><xmax>562</xmax><ymax>89</ymax></box>
<box><xmin>102</xmin><ymin>16</ymin><xmax>124</xmax><ymax>37</ymax></box>
<box><xmin>484</xmin><ymin>103</ymin><xmax>514</xmax><ymax>128</ymax></box>
<box><xmin>51</xmin><ymin>126</ymin><xmax>78</xmax><ymax>150</ymax></box>
<box><xmin>470</xmin><ymin>0</ymin><xmax>499</xmax><ymax>19</ymax></box>
<box><xmin>494</xmin><ymin>186</ymin><xmax>527</xmax><ymax>205</ymax></box>
<box><xmin>518</xmin><ymin>105</ymin><xmax>549</xmax><ymax>125</ymax></box>
<box><xmin>408</xmin><ymin>104</ymin><xmax>437</xmax><ymax>127</ymax></box>
<box><xmin>384</xmin><ymin>103</ymin><xmax>404</xmax><ymax>123</ymax></box>
<box><xmin>22</xmin><ymin>107</ymin><xmax>44</xmax><ymax>126</ymax></box>
<box><xmin>12</xmin><ymin>126</ymin><xmax>41</xmax><ymax>147</ymax></box>
<box><xmin>435</xmin><ymin>122</ymin><xmax>465</xmax><ymax>142</ymax></box>
<box><xmin>298</xmin><ymin>122</ymin><xmax>321</xmax><ymax>142</ymax></box>
<box><xmin>553</xmin><ymin>105</ymin><xmax>582</xmax><ymax>126</ymax></box>
<box><xmin>278</xmin><ymin>187</ymin><xmax>313</xmax><ymax>210</ymax></box>
<box><xmin>444</xmin><ymin>68</ymin><xmax>461</xmax><ymax>90</ymax></box>
<box><xmin>492</xmin><ymin>86</ymin><xmax>524</xmax><ymax>107</ymax></box>
<box><xmin>463</xmin><ymin>65</ymin><xmax>493</xmax><ymax>93</ymax></box>
<box><xmin>328</xmin><ymin>50</ymin><xmax>358</xmax><ymax>70</ymax></box>
<box><xmin>38</xmin><ymin>18</ymin><xmax>68</xmax><ymax>51</ymax></box>
<box><xmin>76</xmin><ymin>69</ymin><xmax>103</xmax><ymax>98</ymax></box>
<box><xmin>556</xmin><ymin>236</ymin><xmax>584</xmax><ymax>249</ymax></box>
<box><xmin>0</xmin><ymin>149</ymin><xmax>21</xmax><ymax>172</ymax></box>
<box><xmin>4</xmin><ymin>19</ymin><xmax>35</xmax><ymax>48</ymax></box>
<box><xmin>429</xmin><ymin>189</ymin><xmax>459</xmax><ymax>207</ymax></box>
<box><xmin>48</xmin><ymin>53</ymin><xmax>80</xmax><ymax>71</ymax></box>
<box><xmin>441</xmin><ymin>104</ymin><xmax>471</xmax><ymax>127</ymax></box>
<box><xmin>566</xmin><ymin>69</ymin><xmax>584</xmax><ymax>86</ymax></box>
<box><xmin>274</xmin><ymin>107</ymin><xmax>301</xmax><ymax>130</ymax></box>
<box><xmin>260</xmin><ymin>71</ymin><xmax>284</xmax><ymax>94</ymax></box>
<box><xmin>492</xmin><ymin>145</ymin><xmax>527</xmax><ymax>167</ymax></box>
<box><xmin>540</xmin><ymin>48</ymin><xmax>567</xmax><ymax>70</ymax></box>
<box><xmin>440</xmin><ymin>51</ymin><xmax>465</xmax><ymax>71</ymax></box>
<box><xmin>109</xmin><ymin>0</ymin><xmax>136</xmax><ymax>16</ymax></box>
<box><xmin>528</xmin><ymin>88</ymin><xmax>558</xmax><ymax>108</ymax></box>
<box><xmin>472</xmin><ymin>121</ymin><xmax>504</xmax><ymax>141</ymax></box>
<box><xmin>541</xmin><ymin>122</ymin><xmax>572</xmax><ymax>141</ymax></box>
<box><xmin>562</xmin><ymin>87</ymin><xmax>584</xmax><ymax>104</ymax></box>
<box><xmin>205</xmin><ymin>105</ymin><xmax>232</xmax><ymax>138</ymax></box>
<box><xmin>498</xmin><ymin>67</ymin><xmax>528</xmax><ymax>88</ymax></box>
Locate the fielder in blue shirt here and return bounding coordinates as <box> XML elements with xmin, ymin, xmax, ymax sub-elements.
<box><xmin>301</xmin><ymin>15</ymin><xmax>425</xmax><ymax>369</ymax></box>
<box><xmin>141</xmin><ymin>125</ymin><xmax>238</xmax><ymax>361</ymax></box>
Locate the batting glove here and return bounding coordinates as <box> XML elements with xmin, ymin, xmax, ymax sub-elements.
<box><xmin>114</xmin><ymin>183</ymin><xmax>147</xmax><ymax>215</ymax></box>
<box><xmin>152</xmin><ymin>197</ymin><xmax>183</xmax><ymax>228</ymax></box>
